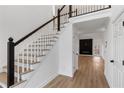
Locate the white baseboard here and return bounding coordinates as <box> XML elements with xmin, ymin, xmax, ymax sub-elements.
<box><xmin>39</xmin><ymin>73</ymin><xmax>58</xmax><ymax>88</ymax></box>
<box><xmin>79</xmin><ymin>54</ymin><xmax>93</xmax><ymax>56</ymax></box>
<box><xmin>0</xmin><ymin>82</ymin><xmax>7</xmax><ymax>88</ymax></box>
<box><xmin>79</xmin><ymin>54</ymin><xmax>102</xmax><ymax>57</ymax></box>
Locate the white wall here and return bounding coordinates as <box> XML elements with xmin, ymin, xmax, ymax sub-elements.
<box><xmin>111</xmin><ymin>5</ymin><xmax>124</xmax><ymax>22</ymax></box>
<box><xmin>0</xmin><ymin>5</ymin><xmax>53</xmax><ymax>72</ymax></box>
<box><xmin>79</xmin><ymin>32</ymin><xmax>104</xmax><ymax>57</ymax></box>
<box><xmin>58</xmin><ymin>24</ymin><xmax>73</xmax><ymax>77</ymax></box>
<box><xmin>103</xmin><ymin>22</ymin><xmax>113</xmax><ymax>60</ymax></box>
<box><xmin>72</xmin><ymin>26</ymin><xmax>79</xmax><ymax>73</ymax></box>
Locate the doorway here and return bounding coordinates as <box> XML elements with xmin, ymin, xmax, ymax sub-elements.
<box><xmin>80</xmin><ymin>39</ymin><xmax>93</xmax><ymax>55</ymax></box>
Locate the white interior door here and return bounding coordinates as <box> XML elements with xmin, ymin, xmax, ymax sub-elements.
<box><xmin>113</xmin><ymin>12</ymin><xmax>124</xmax><ymax>88</ymax></box>
<box><xmin>119</xmin><ymin>13</ymin><xmax>124</xmax><ymax>88</ymax></box>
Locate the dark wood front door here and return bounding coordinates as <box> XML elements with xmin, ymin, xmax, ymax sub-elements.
<box><xmin>80</xmin><ymin>39</ymin><xmax>93</xmax><ymax>55</ymax></box>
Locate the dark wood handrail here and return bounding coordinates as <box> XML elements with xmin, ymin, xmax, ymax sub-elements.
<box><xmin>15</xmin><ymin>8</ymin><xmax>69</xmax><ymax>45</ymax></box>
<box><xmin>59</xmin><ymin>5</ymin><xmax>66</xmax><ymax>12</ymax></box>
<box><xmin>14</xmin><ymin>5</ymin><xmax>67</xmax><ymax>46</ymax></box>
<box><xmin>14</xmin><ymin>5</ymin><xmax>68</xmax><ymax>46</ymax></box>
<box><xmin>14</xmin><ymin>16</ymin><xmax>57</xmax><ymax>46</ymax></box>
<box><xmin>60</xmin><ymin>10</ymin><xmax>76</xmax><ymax>17</ymax></box>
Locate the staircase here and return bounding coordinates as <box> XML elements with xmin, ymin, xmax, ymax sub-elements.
<box><xmin>0</xmin><ymin>5</ymin><xmax>111</xmax><ymax>88</ymax></box>
<box><xmin>1</xmin><ymin>31</ymin><xmax>60</xmax><ymax>88</ymax></box>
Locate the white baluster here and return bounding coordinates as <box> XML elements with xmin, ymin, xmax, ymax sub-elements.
<box><xmin>89</xmin><ymin>5</ymin><xmax>91</xmax><ymax>12</ymax></box>
<box><xmin>36</xmin><ymin>41</ymin><xmax>38</xmax><ymax>62</ymax></box>
<box><xmin>15</xmin><ymin>55</ymin><xmax>19</xmax><ymax>82</ymax></box>
<box><xmin>80</xmin><ymin>5</ymin><xmax>82</xmax><ymax>14</ymax></box>
<box><xmin>98</xmin><ymin>5</ymin><xmax>101</xmax><ymax>10</ymax></box>
<box><xmin>30</xmin><ymin>44</ymin><xmax>33</xmax><ymax>69</ymax></box>
<box><xmin>33</xmin><ymin>44</ymin><xmax>35</xmax><ymax>64</ymax></box>
<box><xmin>40</xmin><ymin>36</ymin><xmax>42</xmax><ymax>56</ymax></box>
<box><xmin>28</xmin><ymin>45</ymin><xmax>31</xmax><ymax>69</ymax></box>
<box><xmin>100</xmin><ymin>5</ymin><xmax>103</xmax><ymax>9</ymax></box>
<box><xmin>26</xmin><ymin>47</ymin><xmax>29</xmax><ymax>71</ymax></box>
<box><xmin>91</xmin><ymin>5</ymin><xmax>93</xmax><ymax>12</ymax></box>
<box><xmin>47</xmin><ymin>34</ymin><xmax>48</xmax><ymax>51</ymax></box>
<box><xmin>43</xmin><ymin>35</ymin><xmax>45</xmax><ymax>56</ymax></box>
<box><xmin>92</xmin><ymin>5</ymin><xmax>95</xmax><ymax>11</ymax></box>
<box><xmin>32</xmin><ymin>44</ymin><xmax>34</xmax><ymax>64</ymax></box>
<box><xmin>35</xmin><ymin>42</ymin><xmax>37</xmax><ymax>63</ymax></box>
<box><xmin>83</xmin><ymin>5</ymin><xmax>86</xmax><ymax>14</ymax></box>
<box><xmin>22</xmin><ymin>52</ymin><xmax>25</xmax><ymax>73</ymax></box>
<box><xmin>39</xmin><ymin>38</ymin><xmax>41</xmax><ymax>57</ymax></box>
<box><xmin>17</xmin><ymin>54</ymin><xmax>20</xmax><ymax>82</ymax></box>
<box><xmin>94</xmin><ymin>5</ymin><xmax>97</xmax><ymax>11</ymax></box>
<box><xmin>77</xmin><ymin>5</ymin><xmax>79</xmax><ymax>14</ymax></box>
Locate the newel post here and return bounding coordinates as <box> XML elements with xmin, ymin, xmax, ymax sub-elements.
<box><xmin>7</xmin><ymin>37</ymin><xmax>15</xmax><ymax>88</ymax></box>
<box><xmin>57</xmin><ymin>9</ymin><xmax>60</xmax><ymax>31</ymax></box>
<box><xmin>69</xmin><ymin>5</ymin><xmax>72</xmax><ymax>18</ymax></box>
<box><xmin>109</xmin><ymin>5</ymin><xmax>111</xmax><ymax>8</ymax></box>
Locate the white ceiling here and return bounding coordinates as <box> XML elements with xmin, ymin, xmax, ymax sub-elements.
<box><xmin>73</xmin><ymin>17</ymin><xmax>110</xmax><ymax>34</ymax></box>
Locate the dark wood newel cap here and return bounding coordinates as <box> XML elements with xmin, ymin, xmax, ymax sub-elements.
<box><xmin>8</xmin><ymin>37</ymin><xmax>13</xmax><ymax>42</ymax></box>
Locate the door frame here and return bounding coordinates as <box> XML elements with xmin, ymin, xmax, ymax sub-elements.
<box><xmin>79</xmin><ymin>39</ymin><xmax>93</xmax><ymax>55</ymax></box>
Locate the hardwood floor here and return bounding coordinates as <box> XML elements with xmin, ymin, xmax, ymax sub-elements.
<box><xmin>0</xmin><ymin>72</ymin><xmax>7</xmax><ymax>85</ymax></box>
<box><xmin>45</xmin><ymin>56</ymin><xmax>109</xmax><ymax>88</ymax></box>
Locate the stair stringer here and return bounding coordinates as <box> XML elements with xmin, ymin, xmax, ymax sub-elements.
<box><xmin>23</xmin><ymin>37</ymin><xmax>60</xmax><ymax>88</ymax></box>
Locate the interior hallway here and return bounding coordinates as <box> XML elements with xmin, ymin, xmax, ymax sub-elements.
<box><xmin>45</xmin><ymin>56</ymin><xmax>109</xmax><ymax>88</ymax></box>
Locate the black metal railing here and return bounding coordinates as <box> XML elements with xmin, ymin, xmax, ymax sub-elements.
<box><xmin>57</xmin><ymin>5</ymin><xmax>111</xmax><ymax>31</ymax></box>
<box><xmin>57</xmin><ymin>5</ymin><xmax>69</xmax><ymax>31</ymax></box>
<box><xmin>70</xmin><ymin>5</ymin><xmax>111</xmax><ymax>17</ymax></box>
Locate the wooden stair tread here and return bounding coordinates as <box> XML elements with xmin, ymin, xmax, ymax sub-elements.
<box><xmin>35</xmin><ymin>44</ymin><xmax>53</xmax><ymax>46</ymax></box>
<box><xmin>14</xmin><ymin>66</ymin><xmax>34</xmax><ymax>74</ymax></box>
<box><xmin>39</xmin><ymin>36</ymin><xmax>58</xmax><ymax>39</ymax></box>
<box><xmin>0</xmin><ymin>72</ymin><xmax>7</xmax><ymax>84</ymax></box>
<box><xmin>3</xmin><ymin>66</ymin><xmax>34</xmax><ymax>74</ymax></box>
<box><xmin>15</xmin><ymin>59</ymin><xmax>40</xmax><ymax>64</ymax></box>
<box><xmin>19</xmin><ymin>54</ymin><xmax>46</xmax><ymax>57</ymax></box>
<box><xmin>41</xmin><ymin>39</ymin><xmax>56</xmax><ymax>41</ymax></box>
<box><xmin>0</xmin><ymin>72</ymin><xmax>26</xmax><ymax>88</ymax></box>
<box><xmin>3</xmin><ymin>66</ymin><xmax>7</xmax><ymax>69</ymax></box>
<box><xmin>41</xmin><ymin>33</ymin><xmax>59</xmax><ymax>36</ymax></box>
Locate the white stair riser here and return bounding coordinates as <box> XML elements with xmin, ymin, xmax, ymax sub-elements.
<box><xmin>2</xmin><ymin>68</ymin><xmax>7</xmax><ymax>73</ymax></box>
<box><xmin>15</xmin><ymin>62</ymin><xmax>40</xmax><ymax>69</ymax></box>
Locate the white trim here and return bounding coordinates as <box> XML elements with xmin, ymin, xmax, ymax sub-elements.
<box><xmin>79</xmin><ymin>54</ymin><xmax>93</xmax><ymax>56</ymax></box>
<box><xmin>0</xmin><ymin>82</ymin><xmax>7</xmax><ymax>88</ymax></box>
<box><xmin>79</xmin><ymin>54</ymin><xmax>102</xmax><ymax>57</ymax></box>
<box><xmin>39</xmin><ymin>73</ymin><xmax>58</xmax><ymax>88</ymax></box>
